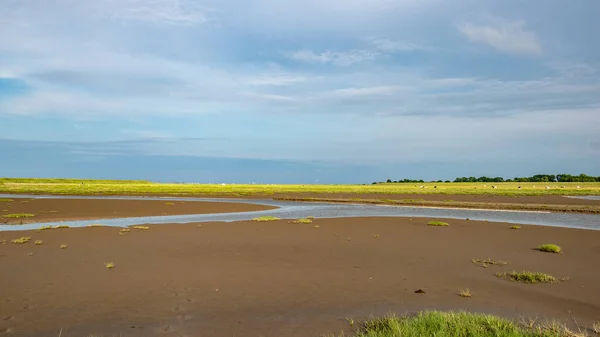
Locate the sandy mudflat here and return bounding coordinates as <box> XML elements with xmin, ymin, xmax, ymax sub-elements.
<box><xmin>0</xmin><ymin>198</ymin><xmax>276</xmax><ymax>224</ymax></box>
<box><xmin>268</xmin><ymin>192</ymin><xmax>600</xmax><ymax>206</ymax></box>
<box><xmin>1</xmin><ymin>216</ymin><xmax>599</xmax><ymax>337</ymax></box>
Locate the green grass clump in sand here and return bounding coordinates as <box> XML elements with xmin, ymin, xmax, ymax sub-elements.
<box><xmin>472</xmin><ymin>258</ymin><xmax>507</xmax><ymax>268</ymax></box>
<box><xmin>2</xmin><ymin>213</ymin><xmax>36</xmax><ymax>219</ymax></box>
<box><xmin>458</xmin><ymin>289</ymin><xmax>472</xmax><ymax>298</ymax></box>
<box><xmin>34</xmin><ymin>240</ymin><xmax>43</xmax><ymax>245</ymax></box>
<box><xmin>511</xmin><ymin>225</ymin><xmax>522</xmax><ymax>230</ymax></box>
<box><xmin>104</xmin><ymin>262</ymin><xmax>115</xmax><ymax>269</ymax></box>
<box><xmin>11</xmin><ymin>237</ymin><xmax>31</xmax><ymax>244</ymax></box>
<box><xmin>537</xmin><ymin>244</ymin><xmax>561</xmax><ymax>253</ymax></box>
<box><xmin>293</xmin><ymin>218</ymin><xmax>313</xmax><ymax>224</ymax></box>
<box><xmin>165</xmin><ymin>202</ymin><xmax>175</xmax><ymax>206</ymax></box>
<box><xmin>252</xmin><ymin>216</ymin><xmax>280</xmax><ymax>222</ymax></box>
<box><xmin>427</xmin><ymin>221</ymin><xmax>449</xmax><ymax>227</ymax></box>
<box><xmin>328</xmin><ymin>311</ymin><xmax>576</xmax><ymax>337</ymax></box>
<box><xmin>0</xmin><ymin>198</ymin><xmax>13</xmax><ymax>202</ymax></box>
<box><xmin>496</xmin><ymin>271</ymin><xmax>560</xmax><ymax>284</ymax></box>
<box><xmin>132</xmin><ymin>225</ymin><xmax>149</xmax><ymax>230</ymax></box>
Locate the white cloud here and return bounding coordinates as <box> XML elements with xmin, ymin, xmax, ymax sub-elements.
<box><xmin>330</xmin><ymin>86</ymin><xmax>405</xmax><ymax>97</ymax></box>
<box><xmin>247</xmin><ymin>75</ymin><xmax>310</xmax><ymax>86</ymax></box>
<box><xmin>287</xmin><ymin>50</ymin><xmax>379</xmax><ymax>66</ymax></box>
<box><xmin>458</xmin><ymin>19</ymin><xmax>542</xmax><ymax>55</ymax></box>
<box><xmin>370</xmin><ymin>38</ymin><xmax>429</xmax><ymax>52</ymax></box>
<box><xmin>99</xmin><ymin>0</ymin><xmax>211</xmax><ymax>26</ymax></box>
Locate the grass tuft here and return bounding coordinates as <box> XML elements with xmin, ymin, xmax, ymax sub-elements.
<box><xmin>0</xmin><ymin>198</ymin><xmax>14</xmax><ymax>202</ymax></box>
<box><xmin>39</xmin><ymin>225</ymin><xmax>54</xmax><ymax>230</ymax></box>
<box><xmin>88</xmin><ymin>224</ymin><xmax>104</xmax><ymax>227</ymax></box>
<box><xmin>11</xmin><ymin>236</ymin><xmax>31</xmax><ymax>244</ymax></box>
<box><xmin>104</xmin><ymin>262</ymin><xmax>115</xmax><ymax>269</ymax></box>
<box><xmin>60</xmin><ymin>244</ymin><xmax>68</xmax><ymax>249</ymax></box>
<box><xmin>496</xmin><ymin>270</ymin><xmax>559</xmax><ymax>284</ymax></box>
<box><xmin>511</xmin><ymin>225</ymin><xmax>522</xmax><ymax>230</ymax></box>
<box><xmin>35</xmin><ymin>240</ymin><xmax>43</xmax><ymax>245</ymax></box>
<box><xmin>56</xmin><ymin>225</ymin><xmax>70</xmax><ymax>229</ymax></box>
<box><xmin>537</xmin><ymin>244</ymin><xmax>562</xmax><ymax>253</ymax></box>
<box><xmin>119</xmin><ymin>228</ymin><xmax>131</xmax><ymax>232</ymax></box>
<box><xmin>427</xmin><ymin>221</ymin><xmax>449</xmax><ymax>227</ymax></box>
<box><xmin>165</xmin><ymin>202</ymin><xmax>175</xmax><ymax>206</ymax></box>
<box><xmin>373</xmin><ymin>234</ymin><xmax>380</xmax><ymax>239</ymax></box>
<box><xmin>313</xmin><ymin>225</ymin><xmax>320</xmax><ymax>229</ymax></box>
<box><xmin>593</xmin><ymin>321</ymin><xmax>600</xmax><ymax>334</ymax></box>
<box><xmin>132</xmin><ymin>226</ymin><xmax>149</xmax><ymax>230</ymax></box>
<box><xmin>458</xmin><ymin>289</ymin><xmax>472</xmax><ymax>298</ymax></box>
<box><xmin>293</xmin><ymin>218</ymin><xmax>313</xmax><ymax>224</ymax></box>
<box><xmin>472</xmin><ymin>258</ymin><xmax>507</xmax><ymax>268</ymax></box>
<box><xmin>2</xmin><ymin>213</ymin><xmax>36</xmax><ymax>219</ymax></box>
<box><xmin>252</xmin><ymin>216</ymin><xmax>280</xmax><ymax>222</ymax></box>
<box><xmin>341</xmin><ymin>311</ymin><xmax>581</xmax><ymax>337</ymax></box>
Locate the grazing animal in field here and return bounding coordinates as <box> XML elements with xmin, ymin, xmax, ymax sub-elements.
<box><xmin>545</xmin><ymin>186</ymin><xmax>550</xmax><ymax>189</ymax></box>
<box><xmin>419</xmin><ymin>185</ymin><xmax>424</xmax><ymax>188</ymax></box>
<box><xmin>434</xmin><ymin>186</ymin><xmax>437</xmax><ymax>189</ymax></box>
<box><xmin>518</xmin><ymin>186</ymin><xmax>522</xmax><ymax>189</ymax></box>
<box><xmin>492</xmin><ymin>186</ymin><xmax>497</xmax><ymax>189</ymax></box>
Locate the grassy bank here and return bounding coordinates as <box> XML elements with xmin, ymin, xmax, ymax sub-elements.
<box><xmin>1</xmin><ymin>179</ymin><xmax>600</xmax><ymax>197</ymax></box>
<box><xmin>274</xmin><ymin>197</ymin><xmax>600</xmax><ymax>214</ymax></box>
<box><xmin>326</xmin><ymin>311</ymin><xmax>594</xmax><ymax>337</ymax></box>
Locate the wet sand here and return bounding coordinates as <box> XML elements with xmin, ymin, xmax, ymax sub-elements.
<box><xmin>268</xmin><ymin>193</ymin><xmax>600</xmax><ymax>206</ymax></box>
<box><xmin>1</xmin><ymin>217</ymin><xmax>599</xmax><ymax>336</ymax></box>
<box><xmin>0</xmin><ymin>198</ymin><xmax>276</xmax><ymax>224</ymax></box>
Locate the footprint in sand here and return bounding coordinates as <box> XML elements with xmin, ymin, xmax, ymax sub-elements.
<box><xmin>21</xmin><ymin>305</ymin><xmax>32</xmax><ymax>311</ymax></box>
<box><xmin>177</xmin><ymin>314</ymin><xmax>193</xmax><ymax>322</ymax></box>
<box><xmin>2</xmin><ymin>316</ymin><xmax>13</xmax><ymax>321</ymax></box>
<box><xmin>185</xmin><ymin>298</ymin><xmax>194</xmax><ymax>303</ymax></box>
<box><xmin>0</xmin><ymin>327</ymin><xmax>14</xmax><ymax>334</ymax></box>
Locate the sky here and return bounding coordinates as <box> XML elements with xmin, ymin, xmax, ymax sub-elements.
<box><xmin>1</xmin><ymin>0</ymin><xmax>599</xmax><ymax>183</ymax></box>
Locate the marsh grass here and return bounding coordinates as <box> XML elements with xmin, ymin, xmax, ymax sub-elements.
<box><xmin>11</xmin><ymin>237</ymin><xmax>31</xmax><ymax>244</ymax></box>
<box><xmin>293</xmin><ymin>218</ymin><xmax>313</xmax><ymax>224</ymax></box>
<box><xmin>39</xmin><ymin>225</ymin><xmax>54</xmax><ymax>230</ymax></box>
<box><xmin>88</xmin><ymin>224</ymin><xmax>104</xmax><ymax>227</ymax></box>
<box><xmin>60</xmin><ymin>244</ymin><xmax>68</xmax><ymax>249</ymax></box>
<box><xmin>0</xmin><ymin>198</ymin><xmax>13</xmax><ymax>202</ymax></box>
<box><xmin>458</xmin><ymin>289</ymin><xmax>472</xmax><ymax>298</ymax></box>
<box><xmin>328</xmin><ymin>311</ymin><xmax>583</xmax><ymax>337</ymax></box>
<box><xmin>427</xmin><ymin>221</ymin><xmax>449</xmax><ymax>227</ymax></box>
<box><xmin>2</xmin><ymin>213</ymin><xmax>36</xmax><ymax>219</ymax></box>
<box><xmin>511</xmin><ymin>226</ymin><xmax>522</xmax><ymax>230</ymax></box>
<box><xmin>119</xmin><ymin>228</ymin><xmax>131</xmax><ymax>232</ymax></box>
<box><xmin>314</xmin><ymin>225</ymin><xmax>320</xmax><ymax>229</ymax></box>
<box><xmin>593</xmin><ymin>321</ymin><xmax>600</xmax><ymax>334</ymax></box>
<box><xmin>132</xmin><ymin>226</ymin><xmax>149</xmax><ymax>230</ymax></box>
<box><xmin>537</xmin><ymin>244</ymin><xmax>562</xmax><ymax>253</ymax></box>
<box><xmin>104</xmin><ymin>262</ymin><xmax>115</xmax><ymax>269</ymax></box>
<box><xmin>34</xmin><ymin>240</ymin><xmax>43</xmax><ymax>245</ymax></box>
<box><xmin>165</xmin><ymin>202</ymin><xmax>175</xmax><ymax>206</ymax></box>
<box><xmin>252</xmin><ymin>216</ymin><xmax>280</xmax><ymax>222</ymax></box>
<box><xmin>472</xmin><ymin>258</ymin><xmax>508</xmax><ymax>268</ymax></box>
<box><xmin>496</xmin><ymin>271</ymin><xmax>560</xmax><ymax>284</ymax></box>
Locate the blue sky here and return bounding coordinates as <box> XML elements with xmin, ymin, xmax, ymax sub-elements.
<box><xmin>1</xmin><ymin>0</ymin><xmax>599</xmax><ymax>183</ymax></box>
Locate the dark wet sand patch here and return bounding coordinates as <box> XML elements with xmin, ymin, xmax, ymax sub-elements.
<box><xmin>0</xmin><ymin>198</ymin><xmax>276</xmax><ymax>224</ymax></box>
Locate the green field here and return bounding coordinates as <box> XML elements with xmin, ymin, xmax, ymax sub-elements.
<box><xmin>0</xmin><ymin>178</ymin><xmax>599</xmax><ymax>196</ymax></box>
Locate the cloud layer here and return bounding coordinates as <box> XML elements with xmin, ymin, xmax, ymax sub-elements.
<box><xmin>1</xmin><ymin>0</ymin><xmax>599</xmax><ymax>181</ymax></box>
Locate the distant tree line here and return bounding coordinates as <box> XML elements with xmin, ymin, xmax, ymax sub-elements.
<box><xmin>374</xmin><ymin>173</ymin><xmax>600</xmax><ymax>184</ymax></box>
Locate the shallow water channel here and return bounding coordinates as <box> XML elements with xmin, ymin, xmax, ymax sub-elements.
<box><xmin>1</xmin><ymin>194</ymin><xmax>599</xmax><ymax>231</ymax></box>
